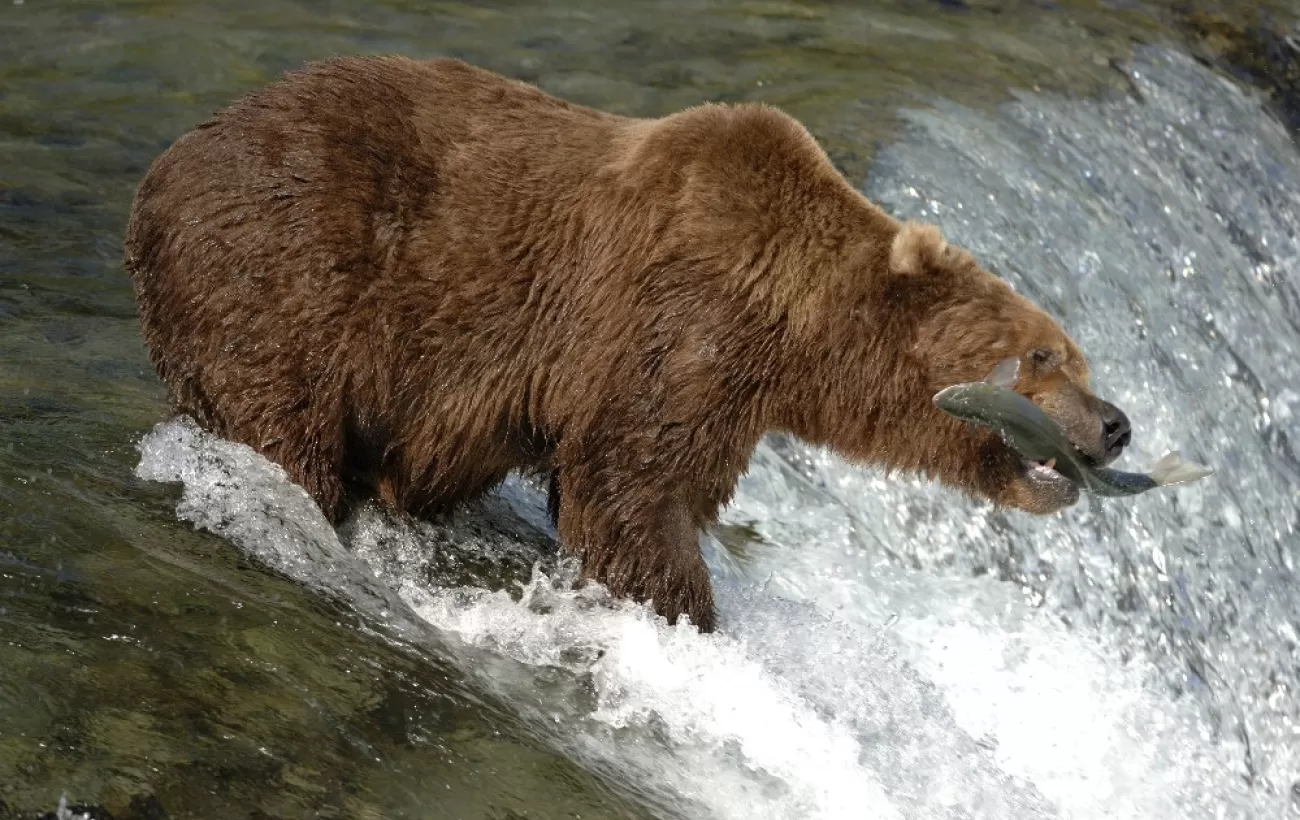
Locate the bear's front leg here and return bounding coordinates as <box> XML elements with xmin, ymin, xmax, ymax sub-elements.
<box><xmin>553</xmin><ymin>470</ymin><xmax>717</xmax><ymax>632</ymax></box>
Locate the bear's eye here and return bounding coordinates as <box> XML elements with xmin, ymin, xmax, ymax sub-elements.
<box><xmin>1030</xmin><ymin>348</ymin><xmax>1060</xmax><ymax>369</ymax></box>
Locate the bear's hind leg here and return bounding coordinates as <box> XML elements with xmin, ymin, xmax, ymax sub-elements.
<box><xmin>164</xmin><ymin>363</ymin><xmax>349</xmax><ymax>523</ymax></box>
<box><xmin>252</xmin><ymin>397</ymin><xmax>349</xmax><ymax>523</ymax></box>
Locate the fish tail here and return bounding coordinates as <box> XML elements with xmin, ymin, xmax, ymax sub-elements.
<box><xmin>1148</xmin><ymin>451</ymin><xmax>1214</xmax><ymax>486</ymax></box>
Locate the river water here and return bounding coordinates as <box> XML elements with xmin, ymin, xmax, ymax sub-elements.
<box><xmin>3</xmin><ymin>2</ymin><xmax>1299</xmax><ymax>818</ymax></box>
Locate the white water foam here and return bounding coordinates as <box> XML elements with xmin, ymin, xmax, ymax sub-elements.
<box><xmin>138</xmin><ymin>418</ymin><xmax>1266</xmax><ymax>819</ymax></box>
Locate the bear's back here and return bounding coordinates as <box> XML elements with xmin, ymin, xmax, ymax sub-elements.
<box><xmin>125</xmin><ymin>56</ymin><xmax>622</xmax><ymax>291</ymax></box>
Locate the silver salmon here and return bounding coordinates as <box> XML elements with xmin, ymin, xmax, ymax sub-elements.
<box><xmin>932</xmin><ymin>359</ymin><xmax>1212</xmax><ymax>497</ymax></box>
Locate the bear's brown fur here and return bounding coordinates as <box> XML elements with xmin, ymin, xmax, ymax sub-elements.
<box><xmin>125</xmin><ymin>57</ymin><xmax>1130</xmax><ymax>632</ymax></box>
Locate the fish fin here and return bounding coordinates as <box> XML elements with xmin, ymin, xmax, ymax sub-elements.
<box><xmin>1147</xmin><ymin>451</ymin><xmax>1214</xmax><ymax>486</ymax></box>
<box><xmin>985</xmin><ymin>358</ymin><xmax>1020</xmax><ymax>390</ymax></box>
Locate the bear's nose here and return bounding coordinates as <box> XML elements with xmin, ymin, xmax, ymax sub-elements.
<box><xmin>1099</xmin><ymin>401</ymin><xmax>1132</xmax><ymax>461</ymax></box>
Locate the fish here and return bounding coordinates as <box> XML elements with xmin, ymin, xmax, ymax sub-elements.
<box><xmin>932</xmin><ymin>358</ymin><xmax>1213</xmax><ymax>497</ymax></box>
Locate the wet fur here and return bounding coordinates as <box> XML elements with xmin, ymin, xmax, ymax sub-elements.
<box><xmin>125</xmin><ymin>57</ymin><xmax>1108</xmax><ymax>632</ymax></box>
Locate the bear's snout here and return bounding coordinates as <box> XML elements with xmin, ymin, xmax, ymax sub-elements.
<box><xmin>1034</xmin><ymin>385</ymin><xmax>1131</xmax><ymax>468</ymax></box>
<box><xmin>1097</xmin><ymin>400</ymin><xmax>1131</xmax><ymax>464</ymax></box>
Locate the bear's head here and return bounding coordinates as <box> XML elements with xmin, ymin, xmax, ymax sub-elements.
<box><xmin>841</xmin><ymin>221</ymin><xmax>1132</xmax><ymax>514</ymax></box>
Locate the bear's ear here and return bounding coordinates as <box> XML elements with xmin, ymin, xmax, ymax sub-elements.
<box><xmin>889</xmin><ymin>221</ymin><xmax>947</xmax><ymax>276</ymax></box>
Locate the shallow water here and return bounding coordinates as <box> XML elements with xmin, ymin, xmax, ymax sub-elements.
<box><xmin>4</xmin><ymin>1</ymin><xmax>1300</xmax><ymax>818</ymax></box>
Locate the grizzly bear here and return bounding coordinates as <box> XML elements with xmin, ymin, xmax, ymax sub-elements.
<box><xmin>125</xmin><ymin>57</ymin><xmax>1132</xmax><ymax>633</ymax></box>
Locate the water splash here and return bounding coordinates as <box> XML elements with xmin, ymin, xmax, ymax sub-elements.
<box><xmin>860</xmin><ymin>45</ymin><xmax>1300</xmax><ymax>802</ymax></box>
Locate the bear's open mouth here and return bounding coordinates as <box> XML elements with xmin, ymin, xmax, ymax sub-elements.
<box><xmin>1023</xmin><ymin>456</ymin><xmax>1076</xmax><ymax>488</ymax></box>
<box><xmin>1021</xmin><ymin>458</ymin><xmax>1079</xmax><ymax>510</ymax></box>
<box><xmin>1022</xmin><ymin>438</ymin><xmax>1099</xmax><ymax>487</ymax></box>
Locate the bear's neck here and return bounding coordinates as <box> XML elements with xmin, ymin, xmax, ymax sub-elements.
<box><xmin>771</xmin><ymin>266</ymin><xmax>986</xmax><ymax>485</ymax></box>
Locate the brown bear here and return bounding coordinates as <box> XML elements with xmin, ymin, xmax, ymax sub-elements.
<box><xmin>124</xmin><ymin>57</ymin><xmax>1131</xmax><ymax>633</ymax></box>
